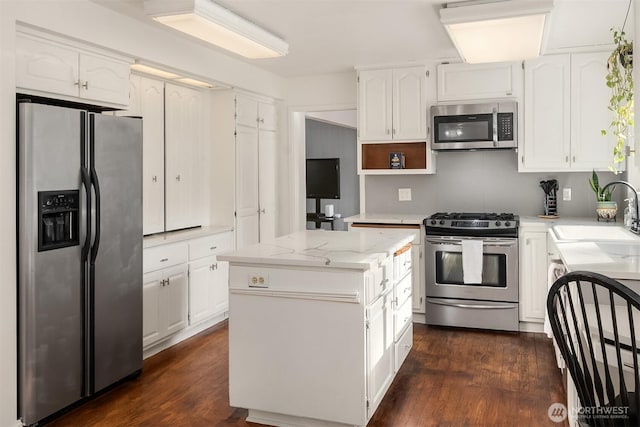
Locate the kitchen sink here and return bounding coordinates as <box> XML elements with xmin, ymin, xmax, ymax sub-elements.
<box><xmin>552</xmin><ymin>225</ymin><xmax>639</xmax><ymax>242</ymax></box>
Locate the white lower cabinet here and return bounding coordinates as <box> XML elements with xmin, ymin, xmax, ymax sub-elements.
<box><xmin>519</xmin><ymin>224</ymin><xmax>550</xmax><ymax>323</ymax></box>
<box><xmin>142</xmin><ymin>263</ymin><xmax>188</xmax><ymax>348</ymax></box>
<box><xmin>366</xmin><ymin>289</ymin><xmax>394</xmax><ymax>418</ymax></box>
<box><xmin>143</xmin><ymin>229</ymin><xmax>233</xmax><ymax>350</ymax></box>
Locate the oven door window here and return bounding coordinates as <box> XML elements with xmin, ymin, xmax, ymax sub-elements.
<box><xmin>434</xmin><ymin>114</ymin><xmax>493</xmax><ymax>143</ymax></box>
<box><xmin>435</xmin><ymin>251</ymin><xmax>507</xmax><ymax>287</ymax></box>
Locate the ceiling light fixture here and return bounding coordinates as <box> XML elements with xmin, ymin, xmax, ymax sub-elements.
<box><xmin>440</xmin><ymin>0</ymin><xmax>554</xmax><ymax>64</ymax></box>
<box><xmin>130</xmin><ymin>62</ymin><xmax>226</xmax><ymax>89</ymax></box>
<box><xmin>144</xmin><ymin>0</ymin><xmax>289</xmax><ymax>59</ymax></box>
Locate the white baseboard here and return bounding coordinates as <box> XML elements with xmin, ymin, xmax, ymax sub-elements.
<box><xmin>412</xmin><ymin>312</ymin><xmax>426</xmax><ymax>324</ymax></box>
<box><xmin>519</xmin><ymin>321</ymin><xmax>545</xmax><ymax>333</ymax></box>
<box><xmin>143</xmin><ymin>311</ymin><xmax>228</xmax><ymax>359</ymax></box>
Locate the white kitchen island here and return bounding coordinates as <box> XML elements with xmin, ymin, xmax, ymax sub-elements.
<box><xmin>217</xmin><ymin>229</ymin><xmax>415</xmax><ymax>427</ymax></box>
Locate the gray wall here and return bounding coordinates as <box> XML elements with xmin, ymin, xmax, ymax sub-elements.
<box><xmin>365</xmin><ymin>150</ymin><xmax>620</xmax><ymax>217</ymax></box>
<box><xmin>306</xmin><ymin>118</ymin><xmax>358</xmax><ymax>229</ymax></box>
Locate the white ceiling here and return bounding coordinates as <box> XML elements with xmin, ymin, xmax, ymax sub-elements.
<box><xmin>96</xmin><ymin>0</ymin><xmax>634</xmax><ymax>78</ymax></box>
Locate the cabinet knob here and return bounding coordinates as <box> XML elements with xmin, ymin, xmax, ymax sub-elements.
<box><xmin>380</xmin><ymin>278</ymin><xmax>389</xmax><ymax>287</ymax></box>
<box><xmin>82</xmin><ymin>81</ymin><xmax>89</xmax><ymax>90</ymax></box>
<box><xmin>176</xmin><ymin>175</ymin><xmax>181</xmax><ymax>182</ymax></box>
<box><xmin>260</xmin><ymin>208</ymin><xmax>266</xmax><ymax>214</ymax></box>
<box><xmin>74</xmin><ymin>80</ymin><xmax>81</xmax><ymax>87</ymax></box>
<box><xmin>260</xmin><ymin>118</ymin><xmax>265</xmax><ymax>123</ymax></box>
<box><xmin>152</xmin><ymin>175</ymin><xmax>158</xmax><ymax>182</ymax></box>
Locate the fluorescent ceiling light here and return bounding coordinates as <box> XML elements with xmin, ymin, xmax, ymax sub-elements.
<box><xmin>144</xmin><ymin>0</ymin><xmax>289</xmax><ymax>59</ymax></box>
<box><xmin>440</xmin><ymin>0</ymin><xmax>554</xmax><ymax>64</ymax></box>
<box><xmin>174</xmin><ymin>77</ymin><xmax>217</xmax><ymax>88</ymax></box>
<box><xmin>131</xmin><ymin>63</ymin><xmax>180</xmax><ymax>79</ymax></box>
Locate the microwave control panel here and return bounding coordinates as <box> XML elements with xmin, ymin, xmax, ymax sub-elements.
<box><xmin>497</xmin><ymin>113</ymin><xmax>514</xmax><ymax>141</ymax></box>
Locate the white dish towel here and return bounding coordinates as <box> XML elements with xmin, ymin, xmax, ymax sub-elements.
<box><xmin>462</xmin><ymin>239</ymin><xmax>483</xmax><ymax>284</ymax></box>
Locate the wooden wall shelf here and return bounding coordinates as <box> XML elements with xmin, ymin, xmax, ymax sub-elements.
<box><xmin>361</xmin><ymin>142</ymin><xmax>427</xmax><ymax>170</ymax></box>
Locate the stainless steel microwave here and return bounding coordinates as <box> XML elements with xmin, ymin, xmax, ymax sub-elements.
<box><xmin>430</xmin><ymin>102</ymin><xmax>517</xmax><ymax>150</ymax></box>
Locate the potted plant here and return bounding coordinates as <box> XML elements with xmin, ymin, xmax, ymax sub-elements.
<box><xmin>589</xmin><ymin>170</ymin><xmax>617</xmax><ymax>220</ymax></box>
<box><xmin>602</xmin><ymin>27</ymin><xmax>634</xmax><ymax>171</ymax></box>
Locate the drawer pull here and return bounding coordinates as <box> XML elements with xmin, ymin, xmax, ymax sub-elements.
<box><xmin>160</xmin><ymin>258</ymin><xmax>169</xmax><ymax>262</ymax></box>
<box><xmin>380</xmin><ymin>278</ymin><xmax>389</xmax><ymax>287</ymax></box>
<box><xmin>210</xmin><ymin>246</ymin><xmax>217</xmax><ymax>250</ymax></box>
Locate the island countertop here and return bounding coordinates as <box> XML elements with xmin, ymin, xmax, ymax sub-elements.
<box><xmin>218</xmin><ymin>229</ymin><xmax>416</xmax><ymax>270</ymax></box>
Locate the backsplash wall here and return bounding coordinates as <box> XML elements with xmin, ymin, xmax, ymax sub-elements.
<box><xmin>365</xmin><ymin>150</ymin><xmax>620</xmax><ymax>217</ymax></box>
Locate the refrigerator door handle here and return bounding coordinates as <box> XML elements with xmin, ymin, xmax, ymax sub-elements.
<box><xmin>81</xmin><ymin>167</ymin><xmax>91</xmax><ymax>262</ymax></box>
<box><xmin>89</xmin><ymin>167</ymin><xmax>101</xmax><ymax>264</ymax></box>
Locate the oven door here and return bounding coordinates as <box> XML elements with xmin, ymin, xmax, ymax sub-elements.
<box><xmin>425</xmin><ymin>236</ymin><xmax>518</xmax><ymax>303</ymax></box>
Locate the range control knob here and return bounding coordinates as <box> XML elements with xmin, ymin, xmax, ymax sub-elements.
<box><xmin>430</xmin><ymin>220</ymin><xmax>436</xmax><ymax>225</ymax></box>
<box><xmin>505</xmin><ymin>221</ymin><xmax>511</xmax><ymax>227</ymax></box>
<box><xmin>439</xmin><ymin>220</ymin><xmax>445</xmax><ymax>225</ymax></box>
<box><xmin>495</xmin><ymin>221</ymin><xmax>501</xmax><ymax>226</ymax></box>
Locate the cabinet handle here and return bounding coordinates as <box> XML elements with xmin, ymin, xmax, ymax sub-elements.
<box><xmin>160</xmin><ymin>258</ymin><xmax>169</xmax><ymax>262</ymax></box>
<box><xmin>82</xmin><ymin>81</ymin><xmax>89</xmax><ymax>90</ymax></box>
<box><xmin>166</xmin><ymin>277</ymin><xmax>170</xmax><ymax>286</ymax></box>
<box><xmin>392</xmin><ymin>298</ymin><xmax>398</xmax><ymax>305</ymax></box>
<box><xmin>380</xmin><ymin>278</ymin><xmax>389</xmax><ymax>287</ymax></box>
<box><xmin>260</xmin><ymin>118</ymin><xmax>265</xmax><ymax>123</ymax></box>
<box><xmin>260</xmin><ymin>208</ymin><xmax>266</xmax><ymax>214</ymax></box>
<box><xmin>152</xmin><ymin>175</ymin><xmax>157</xmax><ymax>182</ymax></box>
<box><xmin>521</xmin><ymin>155</ymin><xmax>524</xmax><ymax>164</ymax></box>
<box><xmin>74</xmin><ymin>80</ymin><xmax>81</xmax><ymax>87</ymax></box>
<box><xmin>175</xmin><ymin>175</ymin><xmax>181</xmax><ymax>182</ymax></box>
<box><xmin>573</xmin><ymin>156</ymin><xmax>576</xmax><ymax>162</ymax></box>
<box><xmin>209</xmin><ymin>246</ymin><xmax>217</xmax><ymax>250</ymax></box>
<box><xmin>161</xmin><ymin>279</ymin><xmax>166</xmax><ymax>287</ymax></box>
<box><xmin>404</xmin><ymin>287</ymin><xmax>410</xmax><ymax>293</ymax></box>
<box><xmin>209</xmin><ymin>263</ymin><xmax>218</xmax><ymax>271</ymax></box>
<box><xmin>386</xmin><ymin>129</ymin><xmax>390</xmax><ymax>135</ymax></box>
<box><xmin>392</xmin><ymin>128</ymin><xmax>396</xmax><ymax>135</ymax></box>
<box><xmin>565</xmin><ymin>156</ymin><xmax>569</xmax><ymax>163</ymax></box>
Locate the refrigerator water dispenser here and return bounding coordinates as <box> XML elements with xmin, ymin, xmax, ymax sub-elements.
<box><xmin>38</xmin><ymin>190</ymin><xmax>79</xmax><ymax>251</ymax></box>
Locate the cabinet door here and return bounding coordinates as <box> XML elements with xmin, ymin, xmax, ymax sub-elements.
<box><xmin>78</xmin><ymin>52</ymin><xmax>130</xmax><ymax>106</ymax></box>
<box><xmin>519</xmin><ymin>230</ymin><xmax>548</xmax><ymax>322</ymax></box>
<box><xmin>163</xmin><ymin>264</ymin><xmax>189</xmax><ymax>336</ymax></box>
<box><xmin>258</xmin><ymin>129</ymin><xmax>278</xmax><ymax>242</ymax></box>
<box><xmin>141</xmin><ymin>77</ymin><xmax>165</xmax><ymax>235</ymax></box>
<box><xmin>522</xmin><ymin>55</ymin><xmax>571</xmax><ymax>171</ymax></box>
<box><xmin>16</xmin><ymin>33</ymin><xmax>78</xmax><ymax>97</ymax></box>
<box><xmin>358</xmin><ymin>69</ymin><xmax>393</xmax><ymax>141</ymax></box>
<box><xmin>570</xmin><ymin>52</ymin><xmax>617</xmax><ymax>171</ymax></box>
<box><xmin>165</xmin><ymin>83</ymin><xmax>202</xmax><ymax>231</ymax></box>
<box><xmin>212</xmin><ymin>259</ymin><xmax>229</xmax><ymax>314</ymax></box>
<box><xmin>259</xmin><ymin>102</ymin><xmax>277</xmax><ymax>131</ymax></box>
<box><xmin>236</xmin><ymin>126</ymin><xmax>260</xmax><ymax>248</ymax></box>
<box><xmin>392</xmin><ymin>67</ymin><xmax>426</xmax><ymax>140</ymax></box>
<box><xmin>188</xmin><ymin>257</ymin><xmax>217</xmax><ymax>325</ymax></box>
<box><xmin>142</xmin><ymin>272</ymin><xmax>163</xmax><ymax>348</ymax></box>
<box><xmin>436</xmin><ymin>62</ymin><xmax>520</xmax><ymax>102</ymax></box>
<box><xmin>366</xmin><ymin>292</ymin><xmax>394</xmax><ymax>418</ymax></box>
<box><xmin>114</xmin><ymin>74</ymin><xmax>142</xmax><ymax>117</ymax></box>
<box><xmin>236</xmin><ymin>95</ymin><xmax>259</xmax><ymax>128</ymax></box>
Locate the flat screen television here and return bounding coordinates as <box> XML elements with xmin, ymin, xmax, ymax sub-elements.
<box><xmin>306</xmin><ymin>158</ymin><xmax>340</xmax><ymax>199</ymax></box>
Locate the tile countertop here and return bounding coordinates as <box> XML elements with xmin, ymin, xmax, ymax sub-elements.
<box><xmin>342</xmin><ymin>213</ymin><xmax>427</xmax><ymax>225</ymax></box>
<box><xmin>143</xmin><ymin>225</ymin><xmax>234</xmax><ymax>249</ymax></box>
<box><xmin>217</xmin><ymin>229</ymin><xmax>416</xmax><ymax>270</ymax></box>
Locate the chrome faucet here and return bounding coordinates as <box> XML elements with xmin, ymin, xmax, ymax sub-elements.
<box><xmin>601</xmin><ymin>181</ymin><xmax>640</xmax><ymax>234</ymax></box>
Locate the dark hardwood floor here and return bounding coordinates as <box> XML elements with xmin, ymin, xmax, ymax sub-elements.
<box><xmin>48</xmin><ymin>322</ymin><xmax>568</xmax><ymax>427</ymax></box>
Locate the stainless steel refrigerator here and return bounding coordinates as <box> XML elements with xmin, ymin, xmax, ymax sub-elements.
<box><xmin>17</xmin><ymin>102</ymin><xmax>143</xmax><ymax>426</ymax></box>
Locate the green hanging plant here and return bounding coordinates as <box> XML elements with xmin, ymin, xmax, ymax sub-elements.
<box><xmin>602</xmin><ymin>27</ymin><xmax>634</xmax><ymax>172</ymax></box>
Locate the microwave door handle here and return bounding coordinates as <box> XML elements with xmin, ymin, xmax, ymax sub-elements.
<box><xmin>492</xmin><ymin>107</ymin><xmax>498</xmax><ymax>147</ymax></box>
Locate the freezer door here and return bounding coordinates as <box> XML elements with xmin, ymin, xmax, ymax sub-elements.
<box><xmin>89</xmin><ymin>113</ymin><xmax>143</xmax><ymax>392</ymax></box>
<box><xmin>17</xmin><ymin>103</ymin><xmax>85</xmax><ymax>425</ymax></box>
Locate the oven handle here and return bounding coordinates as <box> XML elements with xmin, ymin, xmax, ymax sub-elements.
<box><xmin>427</xmin><ymin>298</ymin><xmax>518</xmax><ymax>310</ymax></box>
<box><xmin>492</xmin><ymin>106</ymin><xmax>498</xmax><ymax>147</ymax></box>
<box><xmin>425</xmin><ymin>238</ymin><xmax>516</xmax><ymax>247</ymax></box>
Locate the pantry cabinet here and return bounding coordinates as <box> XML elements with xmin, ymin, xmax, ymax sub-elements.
<box><xmin>16</xmin><ymin>29</ymin><xmax>131</xmax><ymax>108</ymax></box>
<box><xmin>521</xmin><ymin>52</ymin><xmax>617</xmax><ymax>172</ymax></box>
<box><xmin>211</xmin><ymin>91</ymin><xmax>279</xmax><ymax>249</ymax></box>
<box><xmin>436</xmin><ymin>61</ymin><xmax>521</xmax><ymax>102</ymax></box>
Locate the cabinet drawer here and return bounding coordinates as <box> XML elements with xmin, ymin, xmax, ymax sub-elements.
<box><xmin>144</xmin><ymin>242</ymin><xmax>188</xmax><ymax>273</ymax></box>
<box><xmin>395</xmin><ymin>297</ymin><xmax>413</xmax><ymax>341</ymax></box>
<box><xmin>368</xmin><ymin>256</ymin><xmax>393</xmax><ymax>303</ymax></box>
<box><xmin>393</xmin><ymin>244</ymin><xmax>412</xmax><ymax>281</ymax></box>
<box><xmin>189</xmin><ymin>232</ymin><xmax>233</xmax><ymax>261</ymax></box>
<box><xmin>394</xmin><ymin>323</ymin><xmax>413</xmax><ymax>372</ymax></box>
<box><xmin>394</xmin><ymin>273</ymin><xmax>412</xmax><ymax>308</ymax></box>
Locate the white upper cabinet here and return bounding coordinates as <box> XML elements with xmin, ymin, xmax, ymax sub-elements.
<box><xmin>259</xmin><ymin>102</ymin><xmax>277</xmax><ymax>131</ymax></box>
<box><xmin>521</xmin><ymin>52</ymin><xmax>616</xmax><ymax>172</ymax></box>
<box><xmin>522</xmin><ymin>55</ymin><xmax>571</xmax><ymax>171</ymax></box>
<box><xmin>570</xmin><ymin>52</ymin><xmax>617</xmax><ymax>171</ymax></box>
<box><xmin>236</xmin><ymin>95</ymin><xmax>260</xmax><ymax>128</ymax></box>
<box><xmin>436</xmin><ymin>62</ymin><xmax>521</xmax><ymax>102</ymax></box>
<box><xmin>16</xmin><ymin>30</ymin><xmax>130</xmax><ymax>108</ymax></box>
<box><xmin>358</xmin><ymin>69</ymin><xmax>393</xmax><ymax>141</ymax></box>
<box><xmin>165</xmin><ymin>83</ymin><xmax>203</xmax><ymax>231</ymax></box>
<box><xmin>358</xmin><ymin>67</ymin><xmax>426</xmax><ymax>142</ymax></box>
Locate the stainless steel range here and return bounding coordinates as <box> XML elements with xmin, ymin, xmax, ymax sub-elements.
<box><xmin>423</xmin><ymin>213</ymin><xmax>519</xmax><ymax>332</ymax></box>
